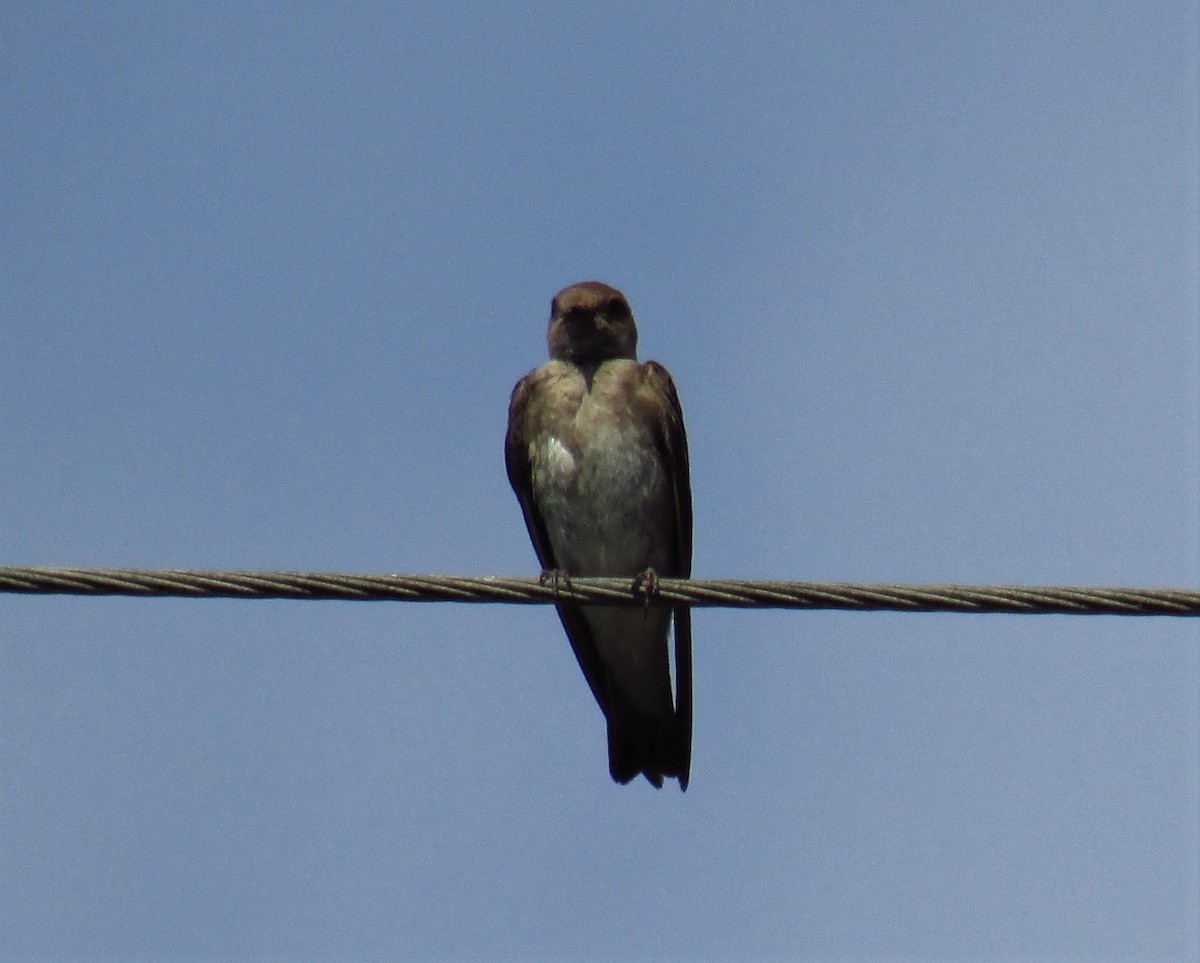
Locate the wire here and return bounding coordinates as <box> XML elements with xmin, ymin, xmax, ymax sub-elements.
<box><xmin>1</xmin><ymin>565</ymin><xmax>1198</xmax><ymax>616</ymax></box>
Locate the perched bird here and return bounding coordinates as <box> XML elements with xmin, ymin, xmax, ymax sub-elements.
<box><xmin>505</xmin><ymin>281</ymin><xmax>693</xmax><ymax>789</ymax></box>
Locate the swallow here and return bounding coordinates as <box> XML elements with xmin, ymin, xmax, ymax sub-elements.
<box><xmin>505</xmin><ymin>281</ymin><xmax>692</xmax><ymax>789</ymax></box>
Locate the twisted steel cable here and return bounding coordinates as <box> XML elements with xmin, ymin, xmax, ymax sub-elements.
<box><xmin>1</xmin><ymin>565</ymin><xmax>1198</xmax><ymax>616</ymax></box>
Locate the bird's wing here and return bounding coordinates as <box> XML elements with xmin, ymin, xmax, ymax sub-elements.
<box><xmin>505</xmin><ymin>372</ymin><xmax>611</xmax><ymax>715</ymax></box>
<box><xmin>504</xmin><ymin>373</ymin><xmax>557</xmax><ymax>573</ymax></box>
<box><xmin>643</xmin><ymin>361</ymin><xmax>693</xmax><ymax>789</ymax></box>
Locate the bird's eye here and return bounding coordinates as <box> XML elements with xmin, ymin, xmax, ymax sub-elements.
<box><xmin>607</xmin><ymin>297</ymin><xmax>626</xmax><ymax>316</ymax></box>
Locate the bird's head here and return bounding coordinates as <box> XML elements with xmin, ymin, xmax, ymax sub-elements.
<box><xmin>547</xmin><ymin>281</ymin><xmax>638</xmax><ymax>364</ymax></box>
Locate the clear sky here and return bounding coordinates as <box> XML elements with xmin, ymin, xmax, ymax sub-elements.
<box><xmin>3</xmin><ymin>3</ymin><xmax>1198</xmax><ymax>961</ymax></box>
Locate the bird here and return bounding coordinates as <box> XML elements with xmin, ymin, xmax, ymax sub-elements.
<box><xmin>505</xmin><ymin>281</ymin><xmax>693</xmax><ymax>789</ymax></box>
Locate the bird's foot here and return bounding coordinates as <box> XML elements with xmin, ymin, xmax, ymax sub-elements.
<box><xmin>631</xmin><ymin>567</ymin><xmax>660</xmax><ymax>614</ymax></box>
<box><xmin>539</xmin><ymin>568</ymin><xmax>572</xmax><ymax>600</ymax></box>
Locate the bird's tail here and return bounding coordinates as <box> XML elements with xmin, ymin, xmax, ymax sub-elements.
<box><xmin>606</xmin><ymin>710</ymin><xmax>689</xmax><ymax>790</ymax></box>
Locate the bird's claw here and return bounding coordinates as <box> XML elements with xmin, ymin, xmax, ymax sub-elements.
<box><xmin>539</xmin><ymin>568</ymin><xmax>572</xmax><ymax>600</ymax></box>
<box><xmin>631</xmin><ymin>567</ymin><xmax>660</xmax><ymax>615</ymax></box>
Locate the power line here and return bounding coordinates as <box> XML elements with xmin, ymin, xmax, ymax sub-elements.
<box><xmin>1</xmin><ymin>565</ymin><xmax>1198</xmax><ymax>616</ymax></box>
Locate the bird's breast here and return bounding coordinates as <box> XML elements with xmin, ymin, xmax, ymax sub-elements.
<box><xmin>532</xmin><ymin>380</ymin><xmax>672</xmax><ymax>577</ymax></box>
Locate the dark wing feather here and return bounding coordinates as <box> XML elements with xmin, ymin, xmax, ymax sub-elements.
<box><xmin>505</xmin><ymin>372</ymin><xmax>611</xmax><ymax>716</ymax></box>
<box><xmin>504</xmin><ymin>374</ymin><xmax>556</xmax><ymax>572</ymax></box>
<box><xmin>643</xmin><ymin>361</ymin><xmax>693</xmax><ymax>789</ymax></box>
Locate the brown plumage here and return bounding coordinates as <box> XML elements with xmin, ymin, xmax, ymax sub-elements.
<box><xmin>505</xmin><ymin>282</ymin><xmax>693</xmax><ymax>788</ymax></box>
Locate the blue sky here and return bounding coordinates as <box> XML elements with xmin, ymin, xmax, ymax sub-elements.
<box><xmin>2</xmin><ymin>3</ymin><xmax>1198</xmax><ymax>960</ymax></box>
